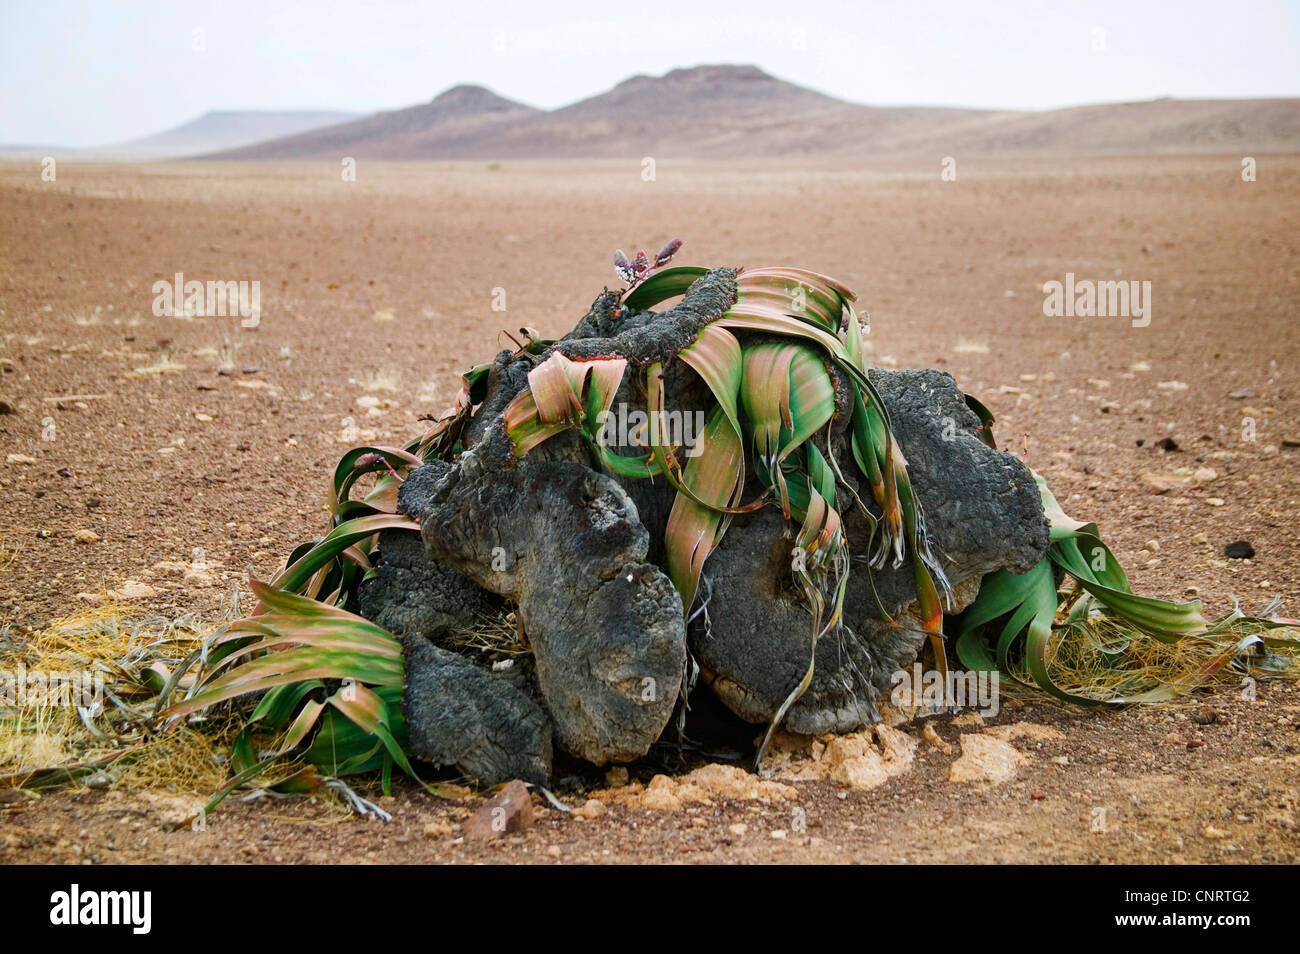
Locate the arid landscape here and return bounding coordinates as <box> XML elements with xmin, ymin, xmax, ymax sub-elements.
<box><xmin>0</xmin><ymin>151</ymin><xmax>1294</xmax><ymax>868</ymax></box>
<box><xmin>1</xmin><ymin>150</ymin><xmax>1298</xmax><ymax>863</ymax></box>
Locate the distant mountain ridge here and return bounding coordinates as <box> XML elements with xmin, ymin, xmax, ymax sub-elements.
<box><xmin>105</xmin><ymin>65</ymin><xmax>1300</xmax><ymax>160</ymax></box>
<box><xmin>101</xmin><ymin>110</ymin><xmax>364</xmax><ymax>158</ymax></box>
<box><xmin>212</xmin><ymin>86</ymin><xmax>539</xmax><ymax>160</ymax></box>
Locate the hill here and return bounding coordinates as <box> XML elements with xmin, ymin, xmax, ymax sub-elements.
<box><xmin>104</xmin><ymin>110</ymin><xmax>363</xmax><ymax>158</ymax></box>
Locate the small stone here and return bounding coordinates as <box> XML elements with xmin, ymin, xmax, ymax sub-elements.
<box><xmin>1205</xmin><ymin>497</ymin><xmax>1225</xmax><ymax>507</ymax></box>
<box><xmin>1224</xmin><ymin>540</ymin><xmax>1255</xmax><ymax>560</ymax></box>
<box><xmin>1156</xmin><ymin>380</ymin><xmax>1188</xmax><ymax>391</ymax></box>
<box><xmin>464</xmin><ymin>780</ymin><xmax>533</xmax><ymax>840</ymax></box>
<box><xmin>985</xmin><ymin>722</ymin><xmax>1065</xmax><ymax>743</ymax></box>
<box><xmin>1140</xmin><ymin>471</ymin><xmax>1177</xmax><ymax>494</ymax></box>
<box><xmin>1203</xmin><ymin>825</ymin><xmax>1229</xmax><ymax>839</ymax></box>
<box><xmin>922</xmin><ymin>723</ymin><xmax>952</xmax><ymax>753</ymax></box>
<box><xmin>948</xmin><ymin>734</ymin><xmax>1025</xmax><ymax>784</ymax></box>
<box><xmin>422</xmin><ymin>819</ymin><xmax>454</xmax><ymax>837</ymax></box>
<box><xmin>194</xmin><ymin>412</ymin><xmax>214</xmax><ymax>422</ymax></box>
<box><xmin>109</xmin><ymin>580</ymin><xmax>157</xmax><ymax>600</ymax></box>
<box><xmin>640</xmin><ymin>775</ymin><xmax>683</xmax><ymax>811</ymax></box>
<box><xmin>6</xmin><ymin>454</ymin><xmax>37</xmax><ymax>465</ymax></box>
<box><xmin>73</xmin><ymin>529</ymin><xmax>100</xmax><ymax>544</ymax></box>
<box><xmin>1144</xmin><ymin>539</ymin><xmax>1160</xmax><ymax>552</ymax></box>
<box><xmin>728</xmin><ymin>823</ymin><xmax>748</xmax><ymax>836</ymax></box>
<box><xmin>1227</xmin><ymin>389</ymin><xmax>1253</xmax><ymax>399</ymax></box>
<box><xmin>770</xmin><ymin>829</ymin><xmax>788</xmax><ymax>839</ymax></box>
<box><xmin>545</xmin><ymin>845</ymin><xmax>562</xmax><ymax>858</ymax></box>
<box><xmin>604</xmin><ymin>766</ymin><xmax>629</xmax><ymax>788</ymax></box>
<box><xmin>1155</xmin><ymin>436</ymin><xmax>1180</xmax><ymax>452</ymax></box>
<box><xmin>0</xmin><ymin>399</ymin><xmax>13</xmax><ymax>414</ymax></box>
<box><xmin>572</xmin><ymin>799</ymin><xmax>605</xmax><ymax>820</ymax></box>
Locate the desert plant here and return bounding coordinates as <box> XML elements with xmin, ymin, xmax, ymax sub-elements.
<box><xmin>117</xmin><ymin>246</ymin><xmax>1298</xmax><ymax>805</ymax></box>
<box><xmin>956</xmin><ymin>474</ymin><xmax>1298</xmax><ymax>703</ymax></box>
<box><xmin>503</xmin><ymin>257</ymin><xmax>949</xmax><ymax>761</ymax></box>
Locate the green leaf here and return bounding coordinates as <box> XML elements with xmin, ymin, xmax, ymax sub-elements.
<box><xmin>679</xmin><ymin>323</ymin><xmax>743</xmax><ymax>440</ymax></box>
<box><xmin>664</xmin><ymin>405</ymin><xmax>744</xmax><ymax>609</ymax></box>
<box><xmin>504</xmin><ymin>353</ymin><xmax>628</xmax><ymax>458</ymax></box>
<box><xmin>739</xmin><ymin>342</ymin><xmax>797</xmax><ymax>470</ymax></box>
<box><xmin>269</xmin><ymin>513</ymin><xmax>419</xmax><ymax>596</ymax></box>
<box><xmin>735</xmin><ymin>266</ymin><xmax>853</xmax><ymax>333</ymax></box>
<box><xmin>621</xmin><ymin>265</ymin><xmax>708</xmax><ymax>309</ymax></box>
<box><xmin>782</xmin><ymin>345</ymin><xmax>836</xmax><ymax>461</ymax></box>
<box><xmin>739</xmin><ymin>342</ymin><xmax>834</xmax><ymax>515</ymax></box>
<box><xmin>329</xmin><ymin>445</ymin><xmax>422</xmax><ymax>516</ymax></box>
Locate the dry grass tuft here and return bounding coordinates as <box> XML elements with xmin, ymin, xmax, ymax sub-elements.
<box><xmin>129</xmin><ymin>355</ymin><xmax>187</xmax><ymax>377</ymax></box>
<box><xmin>1039</xmin><ymin>611</ymin><xmax>1300</xmax><ymax>704</ymax></box>
<box><xmin>440</xmin><ymin>612</ymin><xmax>530</xmax><ymax>658</ymax></box>
<box><xmin>0</xmin><ymin>531</ymin><xmax>17</xmax><ymax>576</ymax></box>
<box><xmin>110</xmin><ymin>722</ymin><xmax>237</xmax><ymax>794</ymax></box>
<box><xmin>0</xmin><ymin>602</ymin><xmax>235</xmax><ymax>792</ymax></box>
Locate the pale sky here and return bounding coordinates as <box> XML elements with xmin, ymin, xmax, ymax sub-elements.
<box><xmin>2</xmin><ymin>0</ymin><xmax>1298</xmax><ymax>147</ymax></box>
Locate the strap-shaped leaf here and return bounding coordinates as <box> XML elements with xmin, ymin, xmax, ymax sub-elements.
<box><xmin>679</xmin><ymin>323</ymin><xmax>743</xmax><ymax>439</ymax></box>
<box><xmin>664</xmin><ymin>405</ymin><xmax>744</xmax><ymax>609</ymax></box>
<box><xmin>330</xmin><ymin>445</ymin><xmax>422</xmax><ymax>515</ymax></box>
<box><xmin>505</xmin><ymin>353</ymin><xmax>627</xmax><ymax>456</ymax></box>
<box><xmin>269</xmin><ymin>513</ymin><xmax>419</xmax><ymax>596</ymax></box>
<box><xmin>621</xmin><ymin>265</ymin><xmax>708</xmax><ymax>309</ymax></box>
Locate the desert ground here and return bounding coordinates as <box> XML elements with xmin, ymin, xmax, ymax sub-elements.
<box><xmin>0</xmin><ymin>155</ymin><xmax>1297</xmax><ymax>864</ymax></box>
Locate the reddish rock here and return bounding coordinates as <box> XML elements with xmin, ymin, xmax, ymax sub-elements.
<box><xmin>464</xmin><ymin>780</ymin><xmax>533</xmax><ymax>840</ymax></box>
